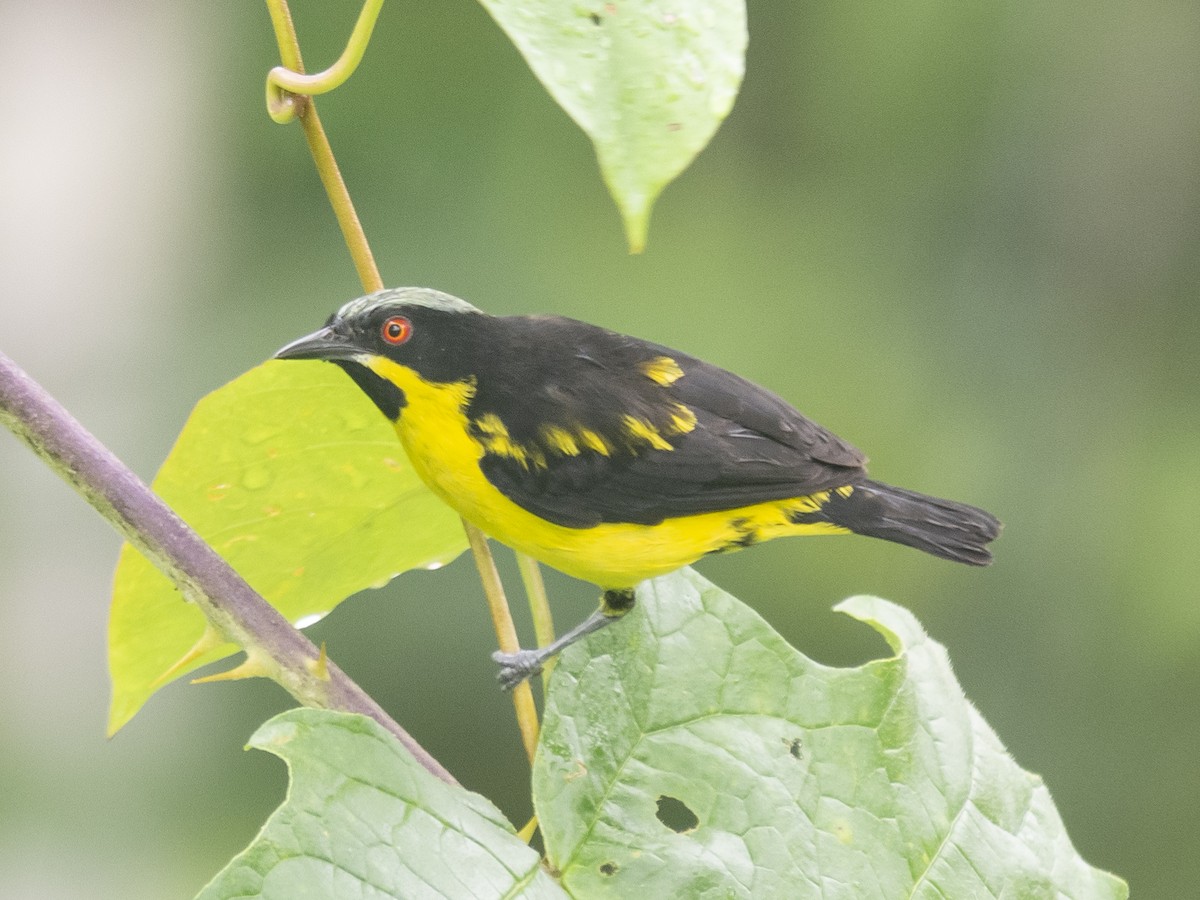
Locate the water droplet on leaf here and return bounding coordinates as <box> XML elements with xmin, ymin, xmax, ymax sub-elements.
<box><xmin>295</xmin><ymin>612</ymin><xmax>326</xmax><ymax>629</ymax></box>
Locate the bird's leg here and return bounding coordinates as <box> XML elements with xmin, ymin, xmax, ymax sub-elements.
<box><xmin>492</xmin><ymin>588</ymin><xmax>636</xmax><ymax>690</ymax></box>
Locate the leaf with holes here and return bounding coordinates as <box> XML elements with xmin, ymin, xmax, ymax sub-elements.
<box><xmin>478</xmin><ymin>0</ymin><xmax>747</xmax><ymax>252</ymax></box>
<box><xmin>196</xmin><ymin>709</ymin><xmax>567</xmax><ymax>899</ymax></box>
<box><xmin>107</xmin><ymin>361</ymin><xmax>465</xmax><ymax>735</ymax></box>
<box><xmin>533</xmin><ymin>568</ymin><xmax>1128</xmax><ymax>898</ymax></box>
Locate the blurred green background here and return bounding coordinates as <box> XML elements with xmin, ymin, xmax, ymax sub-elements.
<box><xmin>1</xmin><ymin>1</ymin><xmax>1195</xmax><ymax>896</ymax></box>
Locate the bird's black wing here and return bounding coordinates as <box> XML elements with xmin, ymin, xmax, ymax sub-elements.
<box><xmin>470</xmin><ymin>319</ymin><xmax>869</xmax><ymax>528</ymax></box>
<box><xmin>666</xmin><ymin>346</ymin><xmax>866</xmax><ymax>470</ymax></box>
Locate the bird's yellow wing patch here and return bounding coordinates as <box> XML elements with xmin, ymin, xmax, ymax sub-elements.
<box><xmin>640</xmin><ymin>355</ymin><xmax>685</xmax><ymax>386</ymax></box>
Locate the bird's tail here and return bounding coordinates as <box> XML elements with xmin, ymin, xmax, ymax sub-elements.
<box><xmin>814</xmin><ymin>479</ymin><xmax>1001</xmax><ymax>566</ymax></box>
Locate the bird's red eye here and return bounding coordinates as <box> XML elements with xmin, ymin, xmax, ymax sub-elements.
<box><xmin>381</xmin><ymin>315</ymin><xmax>413</xmax><ymax>345</ymax></box>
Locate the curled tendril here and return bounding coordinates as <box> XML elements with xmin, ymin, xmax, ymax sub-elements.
<box><xmin>265</xmin><ymin>0</ymin><xmax>385</xmax><ymax>124</ymax></box>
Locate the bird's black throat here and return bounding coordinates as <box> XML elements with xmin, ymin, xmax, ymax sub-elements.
<box><xmin>333</xmin><ymin>360</ymin><xmax>407</xmax><ymax>420</ymax></box>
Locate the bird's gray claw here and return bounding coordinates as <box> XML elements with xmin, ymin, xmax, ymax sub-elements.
<box><xmin>492</xmin><ymin>649</ymin><xmax>544</xmax><ymax>691</ymax></box>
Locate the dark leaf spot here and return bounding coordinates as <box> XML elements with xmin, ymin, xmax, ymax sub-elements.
<box><xmin>785</xmin><ymin>737</ymin><xmax>803</xmax><ymax>759</ymax></box>
<box><xmin>656</xmin><ymin>795</ymin><xmax>699</xmax><ymax>833</ymax></box>
<box><xmin>599</xmin><ymin>862</ymin><xmax>618</xmax><ymax>876</ymax></box>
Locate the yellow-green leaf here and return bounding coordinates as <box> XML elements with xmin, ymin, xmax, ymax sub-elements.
<box><xmin>479</xmin><ymin>0</ymin><xmax>747</xmax><ymax>252</ymax></box>
<box><xmin>107</xmin><ymin>361</ymin><xmax>465</xmax><ymax>735</ymax></box>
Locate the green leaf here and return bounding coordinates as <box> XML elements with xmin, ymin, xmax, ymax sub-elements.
<box><xmin>197</xmin><ymin>709</ymin><xmax>567</xmax><ymax>900</ymax></box>
<box><xmin>479</xmin><ymin>0</ymin><xmax>747</xmax><ymax>252</ymax></box>
<box><xmin>534</xmin><ymin>568</ymin><xmax>1128</xmax><ymax>898</ymax></box>
<box><xmin>108</xmin><ymin>361</ymin><xmax>466</xmax><ymax>735</ymax></box>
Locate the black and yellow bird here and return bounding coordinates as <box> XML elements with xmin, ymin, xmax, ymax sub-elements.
<box><xmin>276</xmin><ymin>287</ymin><xmax>1000</xmax><ymax>687</ymax></box>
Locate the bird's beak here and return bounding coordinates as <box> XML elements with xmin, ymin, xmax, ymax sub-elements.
<box><xmin>274</xmin><ymin>326</ymin><xmax>359</xmax><ymax>362</ymax></box>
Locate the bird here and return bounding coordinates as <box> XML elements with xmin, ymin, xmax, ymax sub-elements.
<box><xmin>275</xmin><ymin>287</ymin><xmax>1001</xmax><ymax>688</ymax></box>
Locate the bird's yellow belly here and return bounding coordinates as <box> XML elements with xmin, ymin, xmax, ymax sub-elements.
<box><xmin>369</xmin><ymin>358</ymin><xmax>848</xmax><ymax>589</ymax></box>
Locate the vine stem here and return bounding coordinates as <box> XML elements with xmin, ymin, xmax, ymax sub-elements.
<box><xmin>265</xmin><ymin>0</ymin><xmax>544</xmax><ymax>764</ymax></box>
<box><xmin>517</xmin><ymin>551</ymin><xmax>557</xmax><ymax>699</ymax></box>
<box><xmin>466</xmin><ymin>528</ymin><xmax>540</xmax><ymax>764</ymax></box>
<box><xmin>266</xmin><ymin>0</ymin><xmax>380</xmax><ymax>293</ymax></box>
<box><xmin>0</xmin><ymin>350</ymin><xmax>456</xmax><ymax>786</ymax></box>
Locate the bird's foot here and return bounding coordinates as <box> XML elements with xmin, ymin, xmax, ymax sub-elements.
<box><xmin>492</xmin><ymin>648</ymin><xmax>545</xmax><ymax>691</ymax></box>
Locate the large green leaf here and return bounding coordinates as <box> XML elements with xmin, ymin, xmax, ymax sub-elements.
<box><xmin>196</xmin><ymin>709</ymin><xmax>566</xmax><ymax>900</ymax></box>
<box><xmin>107</xmin><ymin>361</ymin><xmax>466</xmax><ymax>735</ymax></box>
<box><xmin>534</xmin><ymin>569</ymin><xmax>1127</xmax><ymax>898</ymax></box>
<box><xmin>479</xmin><ymin>0</ymin><xmax>747</xmax><ymax>252</ymax></box>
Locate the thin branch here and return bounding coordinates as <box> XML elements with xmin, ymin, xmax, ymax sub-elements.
<box><xmin>0</xmin><ymin>350</ymin><xmax>457</xmax><ymax>787</ymax></box>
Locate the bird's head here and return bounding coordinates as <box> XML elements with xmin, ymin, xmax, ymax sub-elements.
<box><xmin>274</xmin><ymin>287</ymin><xmax>486</xmax><ymax>419</ymax></box>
